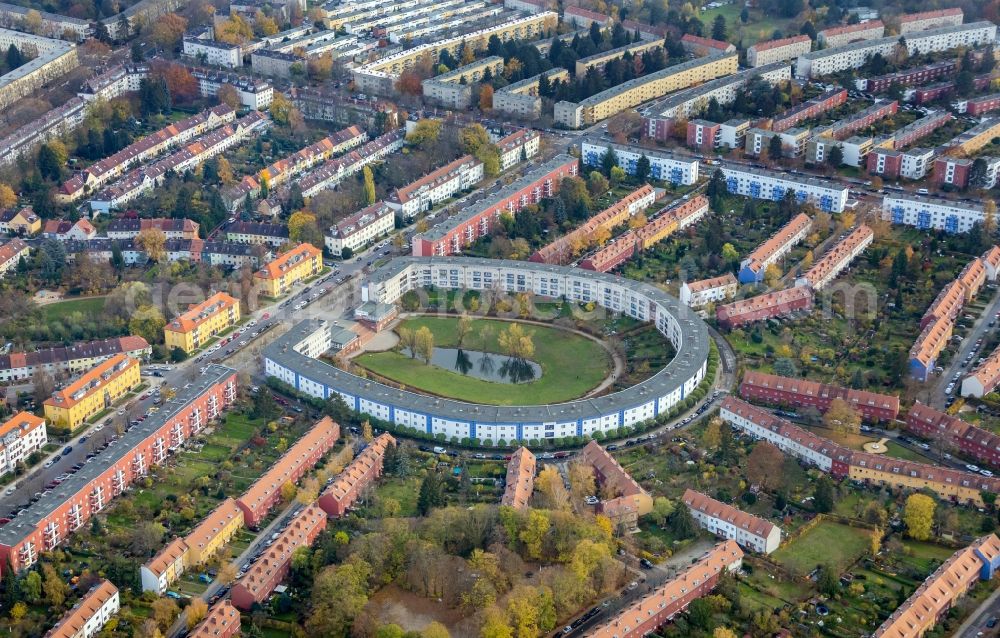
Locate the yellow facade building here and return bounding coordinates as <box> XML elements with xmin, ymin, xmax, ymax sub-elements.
<box><xmin>43</xmin><ymin>354</ymin><xmax>140</xmax><ymax>430</ymax></box>
<box><xmin>183</xmin><ymin>498</ymin><xmax>244</xmax><ymax>567</ymax></box>
<box><xmin>254</xmin><ymin>243</ymin><xmax>322</xmax><ymax>298</ymax></box>
<box><xmin>164</xmin><ymin>292</ymin><xmax>241</xmax><ymax>353</ymax></box>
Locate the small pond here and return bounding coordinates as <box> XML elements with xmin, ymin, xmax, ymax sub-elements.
<box><xmin>401</xmin><ymin>347</ymin><xmax>542</xmax><ymax>383</ymax></box>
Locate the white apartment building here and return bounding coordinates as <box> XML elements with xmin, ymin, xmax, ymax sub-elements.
<box><xmin>497</xmin><ymin>129</ymin><xmax>540</xmax><ymax>171</ymax></box>
<box><xmin>0</xmin><ymin>412</ymin><xmax>46</xmax><ymax>476</ymax></box>
<box><xmin>421</xmin><ymin>56</ymin><xmax>505</xmax><ymax>109</ymax></box>
<box><xmin>903</xmin><ymin>148</ymin><xmax>935</xmax><ymax>179</ymax></box>
<box><xmin>679</xmin><ymin>273</ymin><xmax>738</xmax><ymax>308</ymax></box>
<box><xmin>719</xmin><ymin>398</ymin><xmax>836</xmax><ymax>472</ymax></box>
<box><xmin>719</xmin><ymin>119</ymin><xmax>750</xmax><ymax>149</ymax></box>
<box><xmin>713</xmin><ymin>162</ymin><xmax>850</xmax><ymax>213</ymax></box>
<box><xmin>683</xmin><ymin>489</ymin><xmax>782</xmax><ymax>554</ymax></box>
<box><xmin>746</xmin><ymin>127</ymin><xmax>810</xmax><ymax>158</ymax></box>
<box><xmin>325</xmin><ymin>202</ymin><xmax>395</xmax><ymax>257</ymax></box>
<box><xmin>581</xmin><ymin>139</ymin><xmax>699</xmax><ymax>185</ymax></box>
<box><xmin>817</xmin><ymin>20</ymin><xmax>885</xmax><ymax>48</ymax></box>
<box><xmin>746</xmin><ymin>35</ymin><xmax>812</xmax><ymax>68</ymax></box>
<box><xmin>386</xmin><ymin>156</ymin><xmax>484</xmax><ymax>219</ymax></box>
<box><xmin>883</xmin><ymin>193</ymin><xmax>984</xmax><ymax>233</ymax></box>
<box><xmin>46</xmin><ymin>580</ymin><xmax>119</xmax><ymax>638</ymax></box>
<box><xmin>191</xmin><ymin>69</ymin><xmax>273</xmax><ymax>110</ymax></box>
<box><xmin>182</xmin><ymin>37</ymin><xmax>242</xmax><ymax>68</ymax></box>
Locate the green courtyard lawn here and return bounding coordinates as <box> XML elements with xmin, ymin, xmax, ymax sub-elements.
<box><xmin>772</xmin><ymin>520</ymin><xmax>874</xmax><ymax>577</ymax></box>
<box><xmin>41</xmin><ymin>296</ymin><xmax>106</xmax><ymax>321</ymax></box>
<box><xmin>354</xmin><ymin>317</ymin><xmax>613</xmax><ymax>405</ymax></box>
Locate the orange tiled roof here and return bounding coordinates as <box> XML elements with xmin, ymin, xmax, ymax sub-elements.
<box><xmin>749</xmin><ymin>35</ymin><xmax>810</xmax><ymax>52</ymax></box>
<box><xmin>43</xmin><ymin>354</ymin><xmax>137</xmax><ymax>410</ymax></box>
<box><xmin>501</xmin><ymin>447</ymin><xmax>536</xmax><ymax>509</ymax></box>
<box><xmin>165</xmin><ymin>292</ymin><xmax>239</xmax><ymax>335</ymax></box>
<box><xmin>683</xmin><ymin>488</ymin><xmax>776</xmax><ymax>538</ymax></box>
<box><xmin>255</xmin><ymin>243</ymin><xmax>322</xmax><ymax>281</ymax></box>
<box><xmin>183</xmin><ymin>498</ymin><xmax>243</xmax><ymax>556</ymax></box>
<box><xmin>45</xmin><ymin>580</ymin><xmax>118</xmax><ymax>638</ymax></box>
<box><xmin>143</xmin><ymin>537</ymin><xmax>189</xmax><ymax>578</ymax></box>
<box><xmin>899</xmin><ymin>8</ymin><xmax>962</xmax><ymax>23</ymax></box>
<box><xmin>820</xmin><ymin>20</ymin><xmax>884</xmax><ymax>37</ymax></box>
<box><xmin>321</xmin><ymin>433</ymin><xmax>394</xmax><ymax>503</ymax></box>
<box><xmin>686</xmin><ymin>273</ymin><xmax>738</xmax><ymax>294</ymax></box>
<box><xmin>0</xmin><ymin>411</ymin><xmax>45</xmax><ymax>440</ymax></box>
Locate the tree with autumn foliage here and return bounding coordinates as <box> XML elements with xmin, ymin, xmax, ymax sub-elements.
<box><xmin>217</xmin><ymin>84</ymin><xmax>241</xmax><ymax>109</ymax></box>
<box><xmin>395</xmin><ymin>70</ymin><xmax>423</xmax><ymax>96</ymax></box>
<box><xmin>216</xmin><ymin>14</ymin><xmax>254</xmax><ymax>45</ymax></box>
<box><xmin>150</xmin><ymin>12</ymin><xmax>187</xmax><ymax>48</ymax></box>
<box><xmin>151</xmin><ymin>62</ymin><xmax>198</xmax><ymax>103</ymax></box>
<box><xmin>480</xmin><ymin>84</ymin><xmax>494</xmax><ymax>111</ymax></box>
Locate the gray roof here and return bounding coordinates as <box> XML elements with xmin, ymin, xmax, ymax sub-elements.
<box><xmin>579</xmin><ymin>52</ymin><xmax>738</xmax><ymax>108</ymax></box>
<box><xmin>264</xmin><ymin>257</ymin><xmax>710</xmax><ymax>426</ymax></box>
<box><xmin>641</xmin><ymin>61</ymin><xmax>787</xmax><ymax>117</ymax></box>
<box><xmin>418</xmin><ymin>154</ymin><xmax>578</xmax><ymax>242</ymax></box>
<box><xmin>579</xmin><ymin>137</ymin><xmax>698</xmax><ymax>163</ymax></box>
<box><xmin>0</xmin><ymin>365</ymin><xmax>235</xmax><ymax>546</ymax></box>
<box><xmin>715</xmin><ymin>160</ymin><xmax>850</xmax><ymax>193</ymax></box>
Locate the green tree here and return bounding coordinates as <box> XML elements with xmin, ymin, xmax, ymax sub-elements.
<box><xmin>668</xmin><ymin>505</ymin><xmax>696</xmax><ymax>539</ymax></box>
<box><xmin>711</xmin><ymin>15</ymin><xmax>727</xmax><ymax>41</ymax></box>
<box><xmin>818</xmin><ymin>565</ymin><xmax>839</xmax><ymax>596</ymax></box>
<box><xmin>827</xmin><ymin>144</ymin><xmax>844</xmax><ymax>167</ymax></box>
<box><xmin>417</xmin><ymin>471</ymin><xmax>446</xmax><ymax>514</ymax></box>
<box><xmin>813</xmin><ymin>476</ymin><xmax>835</xmax><ymax>513</ymax></box>
<box><xmin>636</xmin><ymin>154</ymin><xmax>651</xmax><ymax>182</ymax></box>
<box><xmin>305</xmin><ymin>559</ymin><xmax>372</xmax><ymax>637</ymax></box>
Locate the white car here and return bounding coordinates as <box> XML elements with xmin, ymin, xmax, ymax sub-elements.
<box><xmin>4</xmin><ymin>486</ymin><xmax>15</xmax><ymax>496</ymax></box>
<box><xmin>967</xmin><ymin>464</ymin><xmax>981</xmax><ymax>472</ymax></box>
<box><xmin>44</xmin><ymin>460</ymin><xmax>54</xmax><ymax>469</ymax></box>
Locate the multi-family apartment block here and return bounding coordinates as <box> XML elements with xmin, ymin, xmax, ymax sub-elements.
<box><xmin>746</xmin><ymin>35</ymin><xmax>811</xmax><ymax>67</ymax></box>
<box><xmin>579</xmin><ymin>441</ymin><xmax>652</xmax><ymax>528</ymax></box>
<box><xmin>0</xmin><ymin>412</ymin><xmax>47</xmax><ymax>476</ymax></box>
<box><xmin>0</xmin><ymin>367</ymin><xmax>237</xmax><ymax>572</ymax></box>
<box><xmin>164</xmin><ymin>292</ymin><xmax>241</xmax><ymax>354</ymax></box>
<box><xmin>856</xmin><ymin>60</ymin><xmax>957</xmax><ymax>92</ymax></box>
<box><xmin>422</xmin><ymin>57</ymin><xmax>505</xmax><ymax>109</ymax></box>
<box><xmin>943</xmin><ymin>117</ymin><xmax>1000</xmax><ymax>156</ymax></box>
<box><xmin>739</xmin><ymin>370</ymin><xmax>900</xmax><ymax>422</ymax></box>
<box><xmin>254</xmin><ymin>243</ymin><xmax>323</xmax><ymax>298</ymax></box>
<box><xmin>581</xmin><ymin>541</ymin><xmax>743</xmax><ymax>638</ymax></box>
<box><xmin>325</xmin><ymin>202</ymin><xmax>395</xmax><ymax>257</ymax></box>
<box><xmin>107</xmin><ymin>218</ymin><xmax>200</xmax><ymax>240</ymax></box>
<box><xmin>817</xmin><ymin>20</ymin><xmax>885</xmax><ymax>48</ymax></box>
<box><xmin>140</xmin><ymin>537</ymin><xmax>188</xmax><ymax>595</ymax></box>
<box><xmin>867</xmin><ymin>147</ymin><xmax>935</xmax><ymax>180</ymax></box>
<box><xmin>231</xmin><ymin>504</ymin><xmax>327</xmax><ymax>609</ymax></box>
<box><xmin>494</xmin><ymin>68</ymin><xmax>570</xmax><ymax>119</ymax></box>
<box><xmin>683</xmin><ymin>489</ymin><xmax>781</xmax><ymax>553</ymax></box>
<box><xmin>581</xmin><ymin>138</ymin><xmax>699</xmax><ymax>185</ymax></box>
<box><xmin>872</xmin><ymin>535</ymin><xmax>1000</xmax><ymax>638</ymax></box>
<box><xmin>679</xmin><ymin>273</ymin><xmax>738</xmax><ymax>308</ymax></box>
<box><xmin>386</xmin><ymin>155</ymin><xmax>484</xmax><ymax>220</ymax></box>
<box><xmin>500</xmin><ymin>446</ymin><xmax>535</xmax><ymax>510</ymax></box>
<box><xmin>907</xmin><ymin>403</ymin><xmax>1000</xmax><ymax>467</ymax></box>
<box><xmin>0</xmin><ymin>29</ymin><xmax>78</xmax><ymax>110</ymax></box>
<box><xmin>713</xmin><ymin>162</ymin><xmax>849</xmax><ymax>213</ymax></box>
<box><xmin>716</xmin><ymin>286</ymin><xmax>814</xmax><ymax>329</ymax></box>
<box><xmin>883</xmin><ymin>192</ymin><xmax>984</xmax><ymax>233</ymax></box>
<box><xmin>236</xmin><ymin>417</ymin><xmax>339</xmax><ymax>527</ymax></box>
<box><xmin>184</xmin><ymin>497</ymin><xmax>244</xmax><ymax>567</ymax></box>
<box><xmin>575</xmin><ymin>39</ymin><xmax>661</xmax><ymax>76</ymax></box>
<box><xmin>738</xmin><ymin>212</ymin><xmax>812</xmax><ymax>283</ymax></box>
<box><xmin>224</xmin><ymin>222</ymin><xmax>289</xmax><ymax>247</ymax></box>
<box><xmin>317</xmin><ymin>432</ymin><xmax>394</xmax><ymax>517</ymax></box>
<box><xmin>43</xmin><ymin>354</ymin><xmax>141</xmax><ymax>430</ymax></box>
<box><xmin>746</xmin><ymin>127</ymin><xmax>811</xmax><ymax>158</ymax></box>
<box><xmin>497</xmin><ymin>129</ymin><xmax>540</xmax><ymax>171</ymax></box>
<box><xmin>45</xmin><ymin>580</ymin><xmax>119</xmax><ymax>638</ymax></box>
<box><xmin>555</xmin><ymin>53</ymin><xmax>739</xmax><ymax>128</ymax></box>
<box><xmin>0</xmin><ymin>336</ymin><xmax>150</xmax><ymax>384</ymax></box>
<box><xmin>898</xmin><ymin>8</ymin><xmax>964</xmax><ymax>34</ymax></box>
<box><xmin>182</xmin><ymin>35</ymin><xmax>242</xmax><ymax>68</ymax></box>
<box><xmin>563</xmin><ymin>5</ymin><xmax>611</xmax><ymax>28</ymax></box>
<box><xmin>412</xmin><ymin>154</ymin><xmax>578</xmax><ymax>257</ymax></box>
<box><xmin>795</xmin><ymin>224</ymin><xmax>873</xmax><ymax>291</ymax></box>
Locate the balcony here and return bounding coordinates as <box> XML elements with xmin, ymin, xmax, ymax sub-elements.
<box><xmin>43</xmin><ymin>524</ymin><xmax>60</xmax><ymax>550</ymax></box>
<box><xmin>90</xmin><ymin>488</ymin><xmax>105</xmax><ymax>511</ymax></box>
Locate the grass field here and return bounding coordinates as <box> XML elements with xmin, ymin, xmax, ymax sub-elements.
<box><xmin>354</xmin><ymin>317</ymin><xmax>612</xmax><ymax>405</ymax></box>
<box><xmin>41</xmin><ymin>296</ymin><xmax>106</xmax><ymax>320</ymax></box>
<box><xmin>772</xmin><ymin>520</ymin><xmax>873</xmax><ymax>577</ymax></box>
<box><xmin>698</xmin><ymin>3</ymin><xmax>797</xmax><ymax>45</ymax></box>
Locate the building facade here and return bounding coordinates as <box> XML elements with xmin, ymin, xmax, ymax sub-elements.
<box><xmin>254</xmin><ymin>243</ymin><xmax>323</xmax><ymax>298</ymax></box>
<box><xmin>43</xmin><ymin>355</ymin><xmax>141</xmax><ymax>430</ymax></box>
<box><xmin>317</xmin><ymin>433</ymin><xmax>394</xmax><ymax>517</ymax></box>
<box><xmin>683</xmin><ymin>489</ymin><xmax>781</xmax><ymax>553</ymax></box>
<box><xmin>164</xmin><ymin>292</ymin><xmax>241</xmax><ymax>354</ymax></box>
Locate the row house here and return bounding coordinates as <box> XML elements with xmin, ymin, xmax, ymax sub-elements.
<box><xmin>530</xmin><ymin>185</ymin><xmax>657</xmax><ymax>265</ymax></box>
<box><xmin>184</xmin><ymin>498</ymin><xmax>244</xmax><ymax>567</ymax></box>
<box><xmin>738</xmin><ymin>212</ymin><xmax>812</xmax><ymax>283</ymax></box>
<box><xmin>0</xmin><ymin>412</ymin><xmax>47</xmax><ymax>477</ymax></box>
<box><xmin>907</xmin><ymin>403</ymin><xmax>1000</xmax><ymax>467</ymax></box>
<box><xmin>236</xmin><ymin>417</ymin><xmax>340</xmax><ymax>527</ymax></box>
<box><xmin>795</xmin><ymin>224</ymin><xmax>874</xmax><ymax>291</ymax></box>
<box><xmin>856</xmin><ymin>60</ymin><xmax>957</xmax><ymax>92</ymax></box>
<box><xmin>231</xmin><ymin>505</ymin><xmax>327</xmax><ymax>609</ymax></box>
<box><xmin>739</xmin><ymin>370</ymin><xmax>900</xmax><ymax>422</ymax></box>
<box><xmin>746</xmin><ymin>34</ymin><xmax>811</xmax><ymax>68</ymax></box>
<box><xmin>581</xmin><ymin>541</ymin><xmax>743</xmax><ymax>638</ymax></box>
<box><xmin>106</xmin><ymin>217</ymin><xmax>199</xmax><ymax>240</ymax></box>
<box><xmin>43</xmin><ymin>354</ymin><xmax>140</xmax><ymax>430</ymax></box>
<box><xmin>188</xmin><ymin>601</ymin><xmax>240</xmax><ymax>638</ymax></box>
<box><xmin>909</xmin><ymin>317</ymin><xmax>953</xmax><ymax>381</ymax></box>
<box><xmin>0</xmin><ymin>336</ymin><xmax>150</xmax><ymax>384</ymax></box>
<box><xmin>500</xmin><ymin>446</ymin><xmax>536</xmax><ymax>510</ymax></box>
<box><xmin>821</xmin><ymin>100</ymin><xmax>899</xmax><ymax>141</ymax></box>
<box><xmin>922</xmin><ymin>279</ymin><xmax>967</xmax><ymax>329</ymax></box>
<box><xmin>874</xmin><ymin>535</ymin><xmax>1000</xmax><ymax>638</ymax></box>
<box><xmin>386</xmin><ymin>155</ymin><xmax>484</xmax><ymax>220</ymax></box>
<box><xmin>716</xmin><ymin>286</ymin><xmax>814</xmax><ymax>329</ymax></box>
<box><xmin>680</xmin><ymin>33</ymin><xmax>736</xmax><ymax>57</ymax></box>
<box><xmin>42</xmin><ymin>218</ymin><xmax>96</xmax><ymax>241</ymax></box>
<box><xmin>679</xmin><ymin>273</ymin><xmax>738</xmax><ymax>309</ymax></box>
<box><xmin>0</xmin><ymin>238</ymin><xmax>29</xmax><ymax>277</ymax></box>
<box><xmin>140</xmin><ymin>537</ymin><xmax>188</xmax><ymax>595</ymax></box>
<box><xmin>317</xmin><ymin>433</ymin><xmax>394</xmax><ymax>517</ymax></box>
<box><xmin>720</xmin><ymin>396</ymin><xmax>1000</xmax><ymax>505</ymax></box>
<box><xmin>91</xmin><ymin>111</ymin><xmax>270</xmax><ymax>213</ymax></box>
<box><xmin>0</xmin><ymin>367</ymin><xmax>237</xmax><ymax>573</ymax></box>
<box><xmin>45</xmin><ymin>580</ymin><xmax>119</xmax><ymax>638</ymax></box>
<box><xmin>0</xmin><ymin>97</ymin><xmax>86</xmax><ymax>168</ymax></box>
<box><xmin>411</xmin><ymin>154</ymin><xmax>578</xmax><ymax>257</ymax></box>
<box><xmin>164</xmin><ymin>292</ymin><xmax>241</xmax><ymax>354</ymax></box>
<box><xmin>325</xmin><ymin>202</ymin><xmax>395</xmax><ymax>258</ymax></box>
<box><xmin>964</xmin><ymin>330</ymin><xmax>1000</xmax><ymax>397</ymax></box>
<box><xmin>769</xmin><ymin>88</ymin><xmax>847</xmax><ymax>133</ymax></box>
<box><xmin>253</xmin><ymin>243</ymin><xmax>322</xmax><ymax>298</ymax></box>
<box><xmin>59</xmin><ymin>105</ymin><xmax>235</xmax><ymax>201</ymax></box>
<box><xmin>579</xmin><ymin>441</ymin><xmax>652</xmax><ymax>529</ymax></box>
<box><xmin>943</xmin><ymin>117</ymin><xmax>1000</xmax><ymax>155</ymax></box>
<box><xmin>683</xmin><ymin>489</ymin><xmax>781</xmax><ymax>554</ymax></box>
